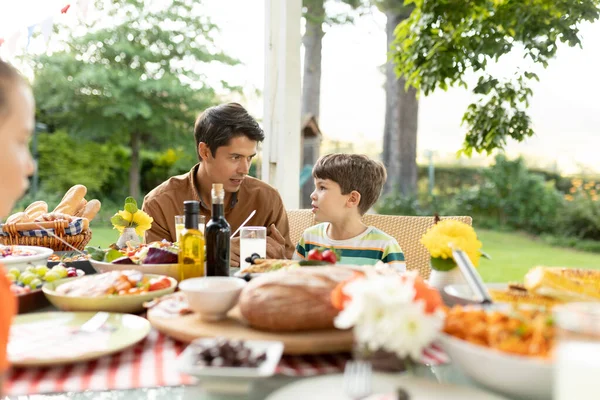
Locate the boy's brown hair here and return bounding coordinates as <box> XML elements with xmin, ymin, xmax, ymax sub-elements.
<box><xmin>312</xmin><ymin>153</ymin><xmax>387</xmax><ymax>215</ymax></box>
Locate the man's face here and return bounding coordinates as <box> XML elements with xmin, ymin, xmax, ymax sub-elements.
<box><xmin>199</xmin><ymin>135</ymin><xmax>258</xmax><ymax>192</ymax></box>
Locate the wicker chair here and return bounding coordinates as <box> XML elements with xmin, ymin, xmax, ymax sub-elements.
<box><xmin>286</xmin><ymin>209</ymin><xmax>472</xmax><ymax>279</ymax></box>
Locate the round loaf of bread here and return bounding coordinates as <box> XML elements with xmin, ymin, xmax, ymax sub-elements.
<box><xmin>24</xmin><ymin>200</ymin><xmax>48</xmax><ymax>220</ymax></box>
<box><xmin>238</xmin><ymin>266</ymin><xmax>355</xmax><ymax>332</ymax></box>
<box><xmin>53</xmin><ymin>184</ymin><xmax>87</xmax><ymax>215</ymax></box>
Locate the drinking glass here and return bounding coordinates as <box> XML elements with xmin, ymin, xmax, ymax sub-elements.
<box><xmin>240</xmin><ymin>226</ymin><xmax>267</xmax><ymax>270</ymax></box>
<box><xmin>554</xmin><ymin>302</ymin><xmax>600</xmax><ymax>400</ymax></box>
<box><xmin>174</xmin><ymin>215</ymin><xmax>185</xmax><ymax>242</ymax></box>
<box><xmin>198</xmin><ymin>215</ymin><xmax>206</xmax><ymax>235</ymax></box>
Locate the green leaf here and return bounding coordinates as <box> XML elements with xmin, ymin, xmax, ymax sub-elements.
<box><xmin>85</xmin><ymin>246</ymin><xmax>106</xmax><ymax>262</ymax></box>
<box><xmin>110</xmin><ymin>214</ymin><xmax>130</xmax><ymax>227</ymax></box>
<box><xmin>430</xmin><ymin>257</ymin><xmax>457</xmax><ymax>272</ymax></box>
<box><xmin>104</xmin><ymin>249</ymin><xmax>124</xmax><ymax>263</ymax></box>
<box><xmin>124</xmin><ymin>197</ymin><xmax>138</xmax><ymax>214</ymax></box>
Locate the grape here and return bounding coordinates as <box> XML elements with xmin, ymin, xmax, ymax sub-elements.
<box><xmin>8</xmin><ymin>268</ymin><xmax>20</xmax><ymax>278</ymax></box>
<box><xmin>52</xmin><ymin>265</ymin><xmax>68</xmax><ymax>278</ymax></box>
<box><xmin>28</xmin><ymin>278</ymin><xmax>42</xmax><ymax>289</ymax></box>
<box><xmin>44</xmin><ymin>271</ymin><xmax>60</xmax><ymax>282</ymax></box>
<box><xmin>34</xmin><ymin>265</ymin><xmax>49</xmax><ymax>277</ymax></box>
<box><xmin>25</xmin><ymin>266</ymin><xmax>35</xmax><ymax>274</ymax></box>
<box><xmin>67</xmin><ymin>270</ymin><xmax>78</xmax><ymax>278</ymax></box>
<box><xmin>19</xmin><ymin>271</ymin><xmax>36</xmax><ymax>285</ymax></box>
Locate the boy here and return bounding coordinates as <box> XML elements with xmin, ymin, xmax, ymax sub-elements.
<box><xmin>293</xmin><ymin>153</ymin><xmax>405</xmax><ymax>270</ymax></box>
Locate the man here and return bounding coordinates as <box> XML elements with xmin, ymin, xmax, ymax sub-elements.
<box><xmin>142</xmin><ymin>102</ymin><xmax>294</xmax><ymax>266</ymax></box>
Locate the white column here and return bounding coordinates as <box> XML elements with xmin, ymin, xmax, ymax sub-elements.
<box><xmin>262</xmin><ymin>0</ymin><xmax>302</xmax><ymax>209</ymax></box>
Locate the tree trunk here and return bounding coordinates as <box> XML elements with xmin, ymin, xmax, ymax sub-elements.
<box><xmin>129</xmin><ymin>131</ymin><xmax>141</xmax><ymax>200</ymax></box>
<box><xmin>302</xmin><ymin>0</ymin><xmax>324</xmax><ymax>120</ymax></box>
<box><xmin>383</xmin><ymin>10</ymin><xmax>419</xmax><ymax>196</ymax></box>
<box><xmin>301</xmin><ymin>0</ymin><xmax>325</xmax><ymax>208</ymax></box>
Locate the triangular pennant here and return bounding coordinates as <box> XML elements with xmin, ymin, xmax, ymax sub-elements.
<box><xmin>61</xmin><ymin>4</ymin><xmax>71</xmax><ymax>14</ymax></box>
<box><xmin>40</xmin><ymin>17</ymin><xmax>54</xmax><ymax>44</ymax></box>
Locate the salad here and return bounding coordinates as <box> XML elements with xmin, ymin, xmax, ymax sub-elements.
<box><xmin>87</xmin><ymin>240</ymin><xmax>178</xmax><ymax>265</ymax></box>
<box><xmin>0</xmin><ymin>245</ymin><xmax>37</xmax><ymax>259</ymax></box>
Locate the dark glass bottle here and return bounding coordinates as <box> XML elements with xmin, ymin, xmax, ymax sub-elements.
<box><xmin>178</xmin><ymin>200</ymin><xmax>205</xmax><ymax>281</ymax></box>
<box><xmin>205</xmin><ymin>183</ymin><xmax>231</xmax><ymax>276</ymax></box>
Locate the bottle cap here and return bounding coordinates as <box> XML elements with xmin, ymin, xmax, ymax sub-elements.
<box><xmin>183</xmin><ymin>200</ymin><xmax>200</xmax><ymax>214</ymax></box>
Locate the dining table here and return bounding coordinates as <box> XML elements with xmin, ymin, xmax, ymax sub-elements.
<box><xmin>5</xmin><ymin>267</ymin><xmax>522</xmax><ymax>400</ymax></box>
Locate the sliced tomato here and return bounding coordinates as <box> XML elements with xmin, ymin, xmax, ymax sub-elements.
<box><xmin>149</xmin><ymin>277</ymin><xmax>171</xmax><ymax>291</ymax></box>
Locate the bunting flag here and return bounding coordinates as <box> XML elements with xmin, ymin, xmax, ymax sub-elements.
<box><xmin>0</xmin><ymin>0</ymin><xmax>94</xmax><ymax>60</ymax></box>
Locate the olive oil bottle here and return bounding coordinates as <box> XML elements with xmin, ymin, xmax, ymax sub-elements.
<box><xmin>178</xmin><ymin>200</ymin><xmax>205</xmax><ymax>280</ymax></box>
<box><xmin>205</xmin><ymin>183</ymin><xmax>231</xmax><ymax>276</ymax></box>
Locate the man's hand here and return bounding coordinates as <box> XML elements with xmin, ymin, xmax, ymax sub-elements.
<box><xmin>266</xmin><ymin>224</ymin><xmax>287</xmax><ymax>259</ymax></box>
<box><xmin>230</xmin><ymin>237</ymin><xmax>241</xmax><ymax>268</ymax></box>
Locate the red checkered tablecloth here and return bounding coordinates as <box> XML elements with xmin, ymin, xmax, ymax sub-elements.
<box><xmin>5</xmin><ymin>330</ymin><xmax>449</xmax><ymax>396</ymax></box>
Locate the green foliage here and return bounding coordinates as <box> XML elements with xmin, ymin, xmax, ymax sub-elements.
<box><xmin>558</xmin><ymin>179</ymin><xmax>600</xmax><ymax>240</ymax></box>
<box><xmin>36</xmin><ymin>131</ymin><xmax>115</xmax><ymax>201</ymax></box>
<box><xmin>445</xmin><ymin>155</ymin><xmax>564</xmax><ymax>233</ymax></box>
<box><xmin>392</xmin><ymin>0</ymin><xmax>600</xmax><ymax>154</ymax></box>
<box><xmin>31</xmin><ymin>0</ymin><xmax>238</xmax><ymax>196</ymax></box>
<box><xmin>541</xmin><ymin>235</ymin><xmax>600</xmax><ymax>254</ymax></box>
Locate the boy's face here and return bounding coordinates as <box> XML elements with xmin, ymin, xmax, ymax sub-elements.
<box><xmin>310</xmin><ymin>178</ymin><xmax>354</xmax><ymax>223</ymax></box>
<box><xmin>0</xmin><ymin>83</ymin><xmax>35</xmax><ymax>219</ymax></box>
<box><xmin>198</xmin><ymin>135</ymin><xmax>257</xmax><ymax>193</ymax></box>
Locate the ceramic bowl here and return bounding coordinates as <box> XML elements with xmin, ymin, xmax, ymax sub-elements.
<box><xmin>178</xmin><ymin>277</ymin><xmax>247</xmax><ymax>321</ymax></box>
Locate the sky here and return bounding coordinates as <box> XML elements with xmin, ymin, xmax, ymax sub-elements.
<box><xmin>2</xmin><ymin>0</ymin><xmax>599</xmax><ymax>174</ymax></box>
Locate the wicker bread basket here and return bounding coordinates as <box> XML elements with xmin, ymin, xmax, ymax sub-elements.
<box><xmin>0</xmin><ymin>219</ymin><xmax>92</xmax><ymax>251</ymax></box>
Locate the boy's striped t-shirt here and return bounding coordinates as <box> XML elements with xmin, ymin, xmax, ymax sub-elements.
<box><xmin>293</xmin><ymin>223</ymin><xmax>406</xmax><ymax>270</ymax></box>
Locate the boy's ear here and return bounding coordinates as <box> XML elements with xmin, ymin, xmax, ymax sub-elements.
<box><xmin>346</xmin><ymin>190</ymin><xmax>361</xmax><ymax>209</ymax></box>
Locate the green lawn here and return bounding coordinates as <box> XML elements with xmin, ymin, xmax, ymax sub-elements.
<box><xmin>88</xmin><ymin>227</ymin><xmax>600</xmax><ymax>283</ymax></box>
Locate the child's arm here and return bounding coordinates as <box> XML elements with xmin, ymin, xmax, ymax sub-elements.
<box><xmin>381</xmin><ymin>240</ymin><xmax>406</xmax><ymax>271</ymax></box>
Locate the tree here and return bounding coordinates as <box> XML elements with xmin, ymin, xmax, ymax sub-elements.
<box><xmin>392</xmin><ymin>0</ymin><xmax>600</xmax><ymax>155</ymax></box>
<box><xmin>376</xmin><ymin>0</ymin><xmax>418</xmax><ymax>196</ymax></box>
<box><xmin>301</xmin><ymin>0</ymin><xmax>363</xmax><ymax>206</ymax></box>
<box><xmin>32</xmin><ymin>0</ymin><xmax>238</xmax><ymax>200</ymax></box>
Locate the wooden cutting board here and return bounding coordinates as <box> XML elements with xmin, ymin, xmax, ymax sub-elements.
<box><xmin>148</xmin><ymin>306</ymin><xmax>354</xmax><ymax>355</ymax></box>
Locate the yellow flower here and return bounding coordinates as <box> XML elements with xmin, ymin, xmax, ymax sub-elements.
<box><xmin>570</xmin><ymin>187</ymin><xmax>577</xmax><ymax>194</ymax></box>
<box><xmin>564</xmin><ymin>195</ymin><xmax>574</xmax><ymax>201</ymax></box>
<box><xmin>572</xmin><ymin>179</ymin><xmax>583</xmax><ymax>188</ymax></box>
<box><xmin>118</xmin><ymin>210</ymin><xmax>133</xmax><ymax>223</ymax></box>
<box><xmin>420</xmin><ymin>220</ymin><xmax>483</xmax><ymax>267</ymax></box>
<box><xmin>132</xmin><ymin>210</ymin><xmax>153</xmax><ymax>236</ymax></box>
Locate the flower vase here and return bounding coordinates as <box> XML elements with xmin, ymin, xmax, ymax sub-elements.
<box><xmin>428</xmin><ymin>266</ymin><xmax>466</xmax><ymax>291</ymax></box>
<box><xmin>116</xmin><ymin>227</ymin><xmax>141</xmax><ymax>249</ymax></box>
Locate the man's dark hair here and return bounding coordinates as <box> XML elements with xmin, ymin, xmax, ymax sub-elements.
<box><xmin>194</xmin><ymin>102</ymin><xmax>264</xmax><ymax>160</ymax></box>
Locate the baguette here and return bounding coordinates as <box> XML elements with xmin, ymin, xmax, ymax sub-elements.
<box><xmin>24</xmin><ymin>200</ymin><xmax>48</xmax><ymax>220</ymax></box>
<box><xmin>73</xmin><ymin>198</ymin><xmax>88</xmax><ymax>217</ymax></box>
<box><xmin>53</xmin><ymin>184</ymin><xmax>87</xmax><ymax>215</ymax></box>
<box><xmin>81</xmin><ymin>199</ymin><xmax>101</xmax><ymax>221</ymax></box>
<box><xmin>34</xmin><ymin>212</ymin><xmax>75</xmax><ymax>222</ymax></box>
<box><xmin>5</xmin><ymin>212</ymin><xmax>31</xmax><ymax>224</ymax></box>
<box><xmin>238</xmin><ymin>266</ymin><xmax>355</xmax><ymax>332</ymax></box>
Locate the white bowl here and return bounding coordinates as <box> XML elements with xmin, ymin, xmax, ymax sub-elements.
<box><xmin>178</xmin><ymin>277</ymin><xmax>247</xmax><ymax>321</ymax></box>
<box><xmin>0</xmin><ymin>246</ymin><xmax>54</xmax><ymax>271</ymax></box>
<box><xmin>90</xmin><ymin>259</ymin><xmax>181</xmax><ymax>281</ymax></box>
<box><xmin>177</xmin><ymin>338</ymin><xmax>283</xmax><ymax>394</ymax></box>
<box><xmin>438</xmin><ymin>332</ymin><xmax>552</xmax><ymax>400</ymax></box>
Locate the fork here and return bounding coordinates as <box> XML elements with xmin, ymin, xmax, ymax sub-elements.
<box><xmin>77</xmin><ymin>312</ymin><xmax>110</xmax><ymax>334</ymax></box>
<box><xmin>343</xmin><ymin>360</ymin><xmax>372</xmax><ymax>399</ymax></box>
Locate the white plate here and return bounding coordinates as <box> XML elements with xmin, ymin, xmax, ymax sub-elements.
<box><xmin>8</xmin><ymin>311</ymin><xmax>151</xmax><ymax>367</ymax></box>
<box><xmin>265</xmin><ymin>373</ymin><xmax>508</xmax><ymax>400</ymax></box>
<box><xmin>443</xmin><ymin>283</ymin><xmax>508</xmax><ymax>305</ymax></box>
<box><xmin>438</xmin><ymin>332</ymin><xmax>552</xmax><ymax>400</ymax></box>
<box><xmin>0</xmin><ymin>245</ymin><xmax>54</xmax><ymax>271</ymax></box>
<box><xmin>177</xmin><ymin>338</ymin><xmax>284</xmax><ymax>393</ymax></box>
<box><xmin>90</xmin><ymin>259</ymin><xmax>181</xmax><ymax>281</ymax></box>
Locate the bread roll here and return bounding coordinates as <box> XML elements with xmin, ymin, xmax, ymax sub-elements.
<box><xmin>5</xmin><ymin>212</ymin><xmax>32</xmax><ymax>224</ymax></box>
<box><xmin>34</xmin><ymin>212</ymin><xmax>74</xmax><ymax>222</ymax></box>
<box><xmin>24</xmin><ymin>200</ymin><xmax>48</xmax><ymax>220</ymax></box>
<box><xmin>81</xmin><ymin>199</ymin><xmax>101</xmax><ymax>221</ymax></box>
<box><xmin>73</xmin><ymin>198</ymin><xmax>88</xmax><ymax>217</ymax></box>
<box><xmin>238</xmin><ymin>267</ymin><xmax>355</xmax><ymax>332</ymax></box>
<box><xmin>53</xmin><ymin>185</ymin><xmax>87</xmax><ymax>215</ymax></box>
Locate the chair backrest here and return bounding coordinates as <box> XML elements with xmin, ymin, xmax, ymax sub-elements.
<box><xmin>286</xmin><ymin>209</ymin><xmax>472</xmax><ymax>279</ymax></box>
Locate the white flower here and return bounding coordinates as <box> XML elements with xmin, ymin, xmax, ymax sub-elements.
<box><xmin>334</xmin><ymin>272</ymin><xmax>445</xmax><ymax>362</ymax></box>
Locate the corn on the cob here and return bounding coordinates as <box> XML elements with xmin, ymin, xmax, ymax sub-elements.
<box><xmin>524</xmin><ymin>266</ymin><xmax>600</xmax><ymax>302</ymax></box>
